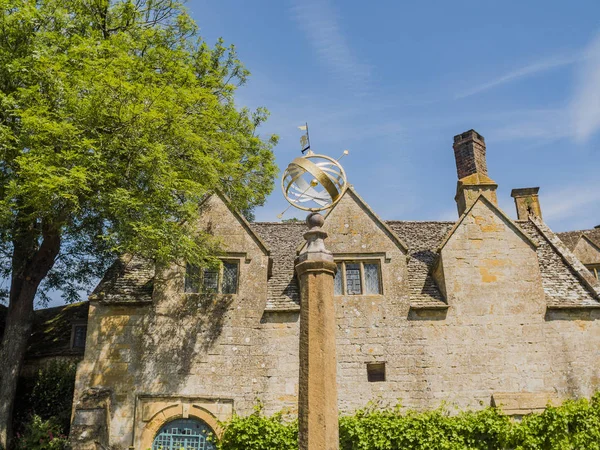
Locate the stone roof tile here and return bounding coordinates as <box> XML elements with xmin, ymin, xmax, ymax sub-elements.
<box><xmin>557</xmin><ymin>228</ymin><xmax>600</xmax><ymax>251</ymax></box>
<box><xmin>85</xmin><ymin>220</ymin><xmax>600</xmax><ymax>312</ymax></box>
<box><xmin>24</xmin><ymin>302</ymin><xmax>89</xmax><ymax>359</ymax></box>
<box><xmin>91</xmin><ymin>254</ymin><xmax>154</xmax><ymax>304</ymax></box>
<box><xmin>520</xmin><ymin>220</ymin><xmax>600</xmax><ymax>307</ymax></box>
<box><xmin>251</xmin><ymin>222</ymin><xmax>305</xmax><ymax>311</ymax></box>
<box><xmin>386</xmin><ymin>221</ymin><xmax>455</xmax><ymax>306</ymax></box>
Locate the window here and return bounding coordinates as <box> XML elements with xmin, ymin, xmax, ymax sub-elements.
<box><xmin>334</xmin><ymin>261</ymin><xmax>381</xmax><ymax>295</ymax></box>
<box><xmin>71</xmin><ymin>325</ymin><xmax>87</xmax><ymax>349</ymax></box>
<box><xmin>367</xmin><ymin>362</ymin><xmax>386</xmax><ymax>382</ymax></box>
<box><xmin>586</xmin><ymin>264</ymin><xmax>600</xmax><ymax>280</ymax></box>
<box><xmin>152</xmin><ymin>418</ymin><xmax>216</xmax><ymax>450</ymax></box>
<box><xmin>185</xmin><ymin>261</ymin><xmax>239</xmax><ymax>294</ymax></box>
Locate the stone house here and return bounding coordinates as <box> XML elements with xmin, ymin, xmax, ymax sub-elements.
<box><xmin>3</xmin><ymin>129</ymin><xmax>599</xmax><ymax>449</ymax></box>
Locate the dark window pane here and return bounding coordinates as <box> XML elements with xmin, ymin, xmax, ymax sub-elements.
<box><xmin>345</xmin><ymin>263</ymin><xmax>361</xmax><ymax>295</ymax></box>
<box><xmin>203</xmin><ymin>269</ymin><xmax>219</xmax><ymax>292</ymax></box>
<box><xmin>367</xmin><ymin>362</ymin><xmax>386</xmax><ymax>382</ymax></box>
<box><xmin>334</xmin><ymin>263</ymin><xmax>343</xmax><ymax>295</ymax></box>
<box><xmin>73</xmin><ymin>325</ymin><xmax>87</xmax><ymax>348</ymax></box>
<box><xmin>364</xmin><ymin>263</ymin><xmax>380</xmax><ymax>294</ymax></box>
<box><xmin>222</xmin><ymin>261</ymin><xmax>238</xmax><ymax>294</ymax></box>
<box><xmin>185</xmin><ymin>263</ymin><xmax>201</xmax><ymax>293</ymax></box>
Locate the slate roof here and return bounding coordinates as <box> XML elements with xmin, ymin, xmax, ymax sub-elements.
<box><xmin>26</xmin><ymin>301</ymin><xmax>90</xmax><ymax>359</ymax></box>
<box><xmin>386</xmin><ymin>221</ymin><xmax>455</xmax><ymax>306</ymax></box>
<box><xmin>556</xmin><ymin>228</ymin><xmax>600</xmax><ymax>252</ymax></box>
<box><xmin>252</xmin><ymin>222</ymin><xmax>305</xmax><ymax>311</ymax></box>
<box><xmin>90</xmin><ymin>254</ymin><xmax>155</xmax><ymax>304</ymax></box>
<box><xmin>81</xmin><ymin>218</ymin><xmax>600</xmax><ymax>311</ymax></box>
<box><xmin>0</xmin><ymin>302</ymin><xmax>89</xmax><ymax>360</ymax></box>
<box><xmin>4</xmin><ymin>216</ymin><xmax>599</xmax><ymax>361</ymax></box>
<box><xmin>521</xmin><ymin>219</ymin><xmax>600</xmax><ymax>307</ymax></box>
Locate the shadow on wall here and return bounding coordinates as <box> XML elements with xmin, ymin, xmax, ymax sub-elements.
<box><xmin>544</xmin><ymin>309</ymin><xmax>600</xmax><ymax>321</ymax></box>
<box><xmin>136</xmin><ymin>292</ymin><xmax>234</xmax><ymax>392</ymax></box>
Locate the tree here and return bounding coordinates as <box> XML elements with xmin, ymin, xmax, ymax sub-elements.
<box><xmin>0</xmin><ymin>0</ymin><xmax>278</xmax><ymax>445</ymax></box>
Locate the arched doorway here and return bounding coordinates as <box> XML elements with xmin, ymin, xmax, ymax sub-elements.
<box><xmin>152</xmin><ymin>418</ymin><xmax>217</xmax><ymax>450</ymax></box>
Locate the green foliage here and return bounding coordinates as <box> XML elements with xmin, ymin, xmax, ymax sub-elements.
<box><xmin>507</xmin><ymin>393</ymin><xmax>600</xmax><ymax>450</ymax></box>
<box><xmin>217</xmin><ymin>394</ymin><xmax>600</xmax><ymax>450</ymax></box>
<box><xmin>14</xmin><ymin>415</ymin><xmax>69</xmax><ymax>450</ymax></box>
<box><xmin>14</xmin><ymin>360</ymin><xmax>77</xmax><ymax>438</ymax></box>
<box><xmin>0</xmin><ymin>0</ymin><xmax>278</xmax><ymax>303</ymax></box>
<box><xmin>217</xmin><ymin>406</ymin><xmax>297</xmax><ymax>450</ymax></box>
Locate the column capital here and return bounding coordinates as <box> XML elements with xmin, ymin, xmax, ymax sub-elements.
<box><xmin>295</xmin><ymin>258</ymin><xmax>337</xmax><ymax>278</ymax></box>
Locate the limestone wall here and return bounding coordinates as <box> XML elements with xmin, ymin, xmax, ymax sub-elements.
<box><xmin>72</xmin><ymin>193</ymin><xmax>600</xmax><ymax>449</ymax></box>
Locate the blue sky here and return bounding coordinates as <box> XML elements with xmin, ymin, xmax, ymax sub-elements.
<box><xmin>189</xmin><ymin>0</ymin><xmax>600</xmax><ymax>232</ymax></box>
<box><xmin>31</xmin><ymin>1</ymin><xmax>600</xmax><ymax>308</ymax></box>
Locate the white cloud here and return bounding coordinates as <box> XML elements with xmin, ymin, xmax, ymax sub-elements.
<box><xmin>485</xmin><ymin>108</ymin><xmax>571</xmax><ymax>143</ymax></box>
<box><xmin>570</xmin><ymin>33</ymin><xmax>600</xmax><ymax>143</ymax></box>
<box><xmin>455</xmin><ymin>53</ymin><xmax>581</xmax><ymax>100</ymax></box>
<box><xmin>290</xmin><ymin>0</ymin><xmax>371</xmax><ymax>93</ymax></box>
<box><xmin>542</xmin><ymin>182</ymin><xmax>600</xmax><ymax>223</ymax></box>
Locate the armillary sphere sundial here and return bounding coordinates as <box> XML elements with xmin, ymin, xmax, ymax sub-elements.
<box><xmin>283</xmin><ymin>123</ymin><xmax>346</xmax><ymax>450</ymax></box>
<box><xmin>279</xmin><ymin>123</ymin><xmax>348</xmax><ymax>216</ymax></box>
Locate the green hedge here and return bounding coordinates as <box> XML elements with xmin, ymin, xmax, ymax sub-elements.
<box><xmin>218</xmin><ymin>393</ymin><xmax>600</xmax><ymax>450</ymax></box>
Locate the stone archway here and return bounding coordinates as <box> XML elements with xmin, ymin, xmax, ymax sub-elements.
<box><xmin>139</xmin><ymin>405</ymin><xmax>221</xmax><ymax>450</ymax></box>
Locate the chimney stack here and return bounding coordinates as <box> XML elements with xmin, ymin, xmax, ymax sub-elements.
<box><xmin>453</xmin><ymin>129</ymin><xmax>488</xmax><ymax>180</ymax></box>
<box><xmin>453</xmin><ymin>130</ymin><xmax>498</xmax><ymax>216</ymax></box>
<box><xmin>511</xmin><ymin>187</ymin><xmax>542</xmax><ymax>220</ymax></box>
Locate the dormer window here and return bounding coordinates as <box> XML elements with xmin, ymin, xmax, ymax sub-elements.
<box><xmin>586</xmin><ymin>264</ymin><xmax>600</xmax><ymax>280</ymax></box>
<box><xmin>334</xmin><ymin>261</ymin><xmax>381</xmax><ymax>296</ymax></box>
<box><xmin>185</xmin><ymin>261</ymin><xmax>239</xmax><ymax>294</ymax></box>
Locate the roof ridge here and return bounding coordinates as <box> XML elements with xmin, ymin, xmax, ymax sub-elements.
<box><xmin>436</xmin><ymin>195</ymin><xmax>537</xmax><ymax>253</ymax></box>
<box><xmin>530</xmin><ymin>216</ymin><xmax>600</xmax><ymax>301</ymax></box>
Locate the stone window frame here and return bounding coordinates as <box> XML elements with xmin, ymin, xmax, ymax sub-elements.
<box><xmin>70</xmin><ymin>322</ymin><xmax>88</xmax><ymax>349</ymax></box>
<box><xmin>333</xmin><ymin>257</ymin><xmax>384</xmax><ymax>296</ymax></box>
<box><xmin>185</xmin><ymin>257</ymin><xmax>241</xmax><ymax>295</ymax></box>
<box><xmin>586</xmin><ymin>264</ymin><xmax>600</xmax><ymax>280</ymax></box>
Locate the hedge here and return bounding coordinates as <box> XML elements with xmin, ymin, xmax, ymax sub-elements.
<box><xmin>218</xmin><ymin>393</ymin><xmax>600</xmax><ymax>450</ymax></box>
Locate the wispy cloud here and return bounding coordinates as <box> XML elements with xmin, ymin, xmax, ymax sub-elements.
<box><xmin>570</xmin><ymin>33</ymin><xmax>600</xmax><ymax>143</ymax></box>
<box><xmin>290</xmin><ymin>0</ymin><xmax>371</xmax><ymax>93</ymax></box>
<box><xmin>542</xmin><ymin>181</ymin><xmax>600</xmax><ymax>224</ymax></box>
<box><xmin>455</xmin><ymin>53</ymin><xmax>581</xmax><ymax>100</ymax></box>
<box><xmin>485</xmin><ymin>108</ymin><xmax>571</xmax><ymax>143</ymax></box>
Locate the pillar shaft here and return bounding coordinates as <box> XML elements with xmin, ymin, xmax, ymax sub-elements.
<box><xmin>296</xmin><ymin>257</ymin><xmax>339</xmax><ymax>450</ymax></box>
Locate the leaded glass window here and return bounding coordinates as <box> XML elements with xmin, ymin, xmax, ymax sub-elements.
<box><xmin>334</xmin><ymin>263</ymin><xmax>343</xmax><ymax>295</ymax></box>
<box><xmin>364</xmin><ymin>263</ymin><xmax>380</xmax><ymax>295</ymax></box>
<box><xmin>345</xmin><ymin>263</ymin><xmax>362</xmax><ymax>295</ymax></box>
<box><xmin>152</xmin><ymin>418</ymin><xmax>216</xmax><ymax>450</ymax></box>
<box><xmin>185</xmin><ymin>260</ymin><xmax>239</xmax><ymax>294</ymax></box>
<box><xmin>333</xmin><ymin>261</ymin><xmax>382</xmax><ymax>296</ymax></box>
<box><xmin>202</xmin><ymin>269</ymin><xmax>219</xmax><ymax>292</ymax></box>
<box><xmin>185</xmin><ymin>263</ymin><xmax>201</xmax><ymax>293</ymax></box>
<box><xmin>222</xmin><ymin>261</ymin><xmax>239</xmax><ymax>294</ymax></box>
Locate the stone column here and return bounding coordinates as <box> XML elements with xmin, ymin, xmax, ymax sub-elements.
<box><xmin>295</xmin><ymin>213</ymin><xmax>339</xmax><ymax>450</ymax></box>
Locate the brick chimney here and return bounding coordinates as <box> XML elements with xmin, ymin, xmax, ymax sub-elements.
<box><xmin>453</xmin><ymin>130</ymin><xmax>498</xmax><ymax>216</ymax></box>
<box><xmin>453</xmin><ymin>130</ymin><xmax>488</xmax><ymax>179</ymax></box>
<box><xmin>511</xmin><ymin>187</ymin><xmax>542</xmax><ymax>220</ymax></box>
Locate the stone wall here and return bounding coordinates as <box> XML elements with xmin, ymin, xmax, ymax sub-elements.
<box><xmin>71</xmin><ymin>192</ymin><xmax>600</xmax><ymax>449</ymax></box>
